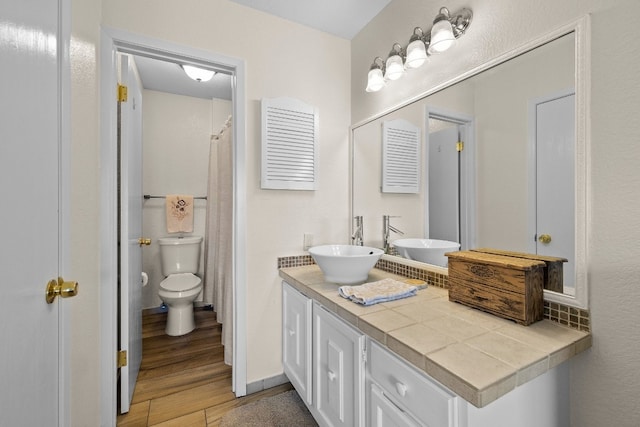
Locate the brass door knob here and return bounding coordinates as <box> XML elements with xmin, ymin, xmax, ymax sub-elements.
<box><xmin>538</xmin><ymin>234</ymin><xmax>552</xmax><ymax>244</ymax></box>
<box><xmin>46</xmin><ymin>277</ymin><xmax>79</xmax><ymax>304</ymax></box>
<box><xmin>138</xmin><ymin>238</ymin><xmax>152</xmax><ymax>246</ymax></box>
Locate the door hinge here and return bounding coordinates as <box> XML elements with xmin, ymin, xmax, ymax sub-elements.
<box><xmin>117</xmin><ymin>84</ymin><xmax>128</xmax><ymax>102</ymax></box>
<box><xmin>456</xmin><ymin>141</ymin><xmax>464</xmax><ymax>152</ymax></box>
<box><xmin>117</xmin><ymin>350</ymin><xmax>127</xmax><ymax>368</ymax></box>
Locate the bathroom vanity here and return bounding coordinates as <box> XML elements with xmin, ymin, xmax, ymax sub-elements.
<box><xmin>280</xmin><ymin>265</ymin><xmax>591</xmax><ymax>427</ymax></box>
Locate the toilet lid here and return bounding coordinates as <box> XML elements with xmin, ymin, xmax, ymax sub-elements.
<box><xmin>160</xmin><ymin>273</ymin><xmax>202</xmax><ymax>292</ymax></box>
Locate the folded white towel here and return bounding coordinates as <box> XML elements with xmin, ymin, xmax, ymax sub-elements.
<box><xmin>338</xmin><ymin>278</ymin><xmax>418</xmax><ymax>306</ymax></box>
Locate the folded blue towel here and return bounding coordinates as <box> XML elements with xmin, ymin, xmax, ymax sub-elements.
<box><xmin>338</xmin><ymin>278</ymin><xmax>418</xmax><ymax>306</ymax></box>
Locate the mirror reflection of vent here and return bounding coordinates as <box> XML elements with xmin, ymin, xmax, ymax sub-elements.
<box><xmin>382</xmin><ymin>119</ymin><xmax>421</xmax><ymax>193</ymax></box>
<box><xmin>261</xmin><ymin>97</ymin><xmax>319</xmax><ymax>190</ymax></box>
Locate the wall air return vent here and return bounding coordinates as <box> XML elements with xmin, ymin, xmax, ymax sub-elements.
<box><xmin>261</xmin><ymin>97</ymin><xmax>319</xmax><ymax>190</ymax></box>
<box><xmin>382</xmin><ymin>119</ymin><xmax>421</xmax><ymax>193</ymax></box>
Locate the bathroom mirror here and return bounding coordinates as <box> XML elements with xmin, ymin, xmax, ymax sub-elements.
<box><xmin>351</xmin><ymin>19</ymin><xmax>589</xmax><ymax>309</ymax></box>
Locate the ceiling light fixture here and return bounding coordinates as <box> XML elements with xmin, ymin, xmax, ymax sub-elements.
<box><xmin>365</xmin><ymin>6</ymin><xmax>472</xmax><ymax>93</ymax></box>
<box><xmin>181</xmin><ymin>64</ymin><xmax>216</xmax><ymax>82</ymax></box>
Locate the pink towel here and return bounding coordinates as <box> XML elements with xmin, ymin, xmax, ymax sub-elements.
<box><xmin>166</xmin><ymin>194</ymin><xmax>194</xmax><ymax>233</ymax></box>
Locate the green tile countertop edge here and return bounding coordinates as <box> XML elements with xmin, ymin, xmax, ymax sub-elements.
<box><xmin>279</xmin><ymin>265</ymin><xmax>592</xmax><ymax>408</ymax></box>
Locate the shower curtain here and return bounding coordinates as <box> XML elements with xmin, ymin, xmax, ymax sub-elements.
<box><xmin>203</xmin><ymin>116</ymin><xmax>233</xmax><ymax>365</ymax></box>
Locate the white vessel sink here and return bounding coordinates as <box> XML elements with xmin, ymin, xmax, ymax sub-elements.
<box><xmin>308</xmin><ymin>245</ymin><xmax>384</xmax><ymax>284</ymax></box>
<box><xmin>392</xmin><ymin>238</ymin><xmax>460</xmax><ymax>267</ymax></box>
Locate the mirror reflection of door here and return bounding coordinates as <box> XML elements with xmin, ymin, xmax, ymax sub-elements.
<box><xmin>426</xmin><ymin>114</ymin><xmax>472</xmax><ymax>250</ymax></box>
<box><xmin>533</xmin><ymin>91</ymin><xmax>576</xmax><ymax>293</ymax></box>
<box><xmin>428</xmin><ymin>123</ymin><xmax>460</xmax><ymax>244</ymax></box>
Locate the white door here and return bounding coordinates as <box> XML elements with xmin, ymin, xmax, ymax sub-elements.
<box><xmin>119</xmin><ymin>54</ymin><xmax>144</xmax><ymax>413</ymax></box>
<box><xmin>535</xmin><ymin>93</ymin><xmax>575</xmax><ymax>292</ymax></box>
<box><xmin>428</xmin><ymin>125</ymin><xmax>460</xmax><ymax>243</ymax></box>
<box><xmin>0</xmin><ymin>0</ymin><xmax>68</xmax><ymax>425</ymax></box>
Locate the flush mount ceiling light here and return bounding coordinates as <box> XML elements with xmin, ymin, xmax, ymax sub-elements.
<box><xmin>365</xmin><ymin>6</ymin><xmax>472</xmax><ymax>93</ymax></box>
<box><xmin>181</xmin><ymin>64</ymin><xmax>216</xmax><ymax>82</ymax></box>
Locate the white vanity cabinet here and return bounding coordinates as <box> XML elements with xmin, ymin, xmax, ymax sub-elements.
<box><xmin>282</xmin><ymin>280</ymin><xmax>571</xmax><ymax>427</ymax></box>
<box><xmin>367</xmin><ymin>339</ymin><xmax>463</xmax><ymax>427</ymax></box>
<box><xmin>282</xmin><ymin>281</ymin><xmax>313</xmax><ymax>405</ymax></box>
<box><xmin>282</xmin><ymin>282</ymin><xmax>365</xmax><ymax>427</ymax></box>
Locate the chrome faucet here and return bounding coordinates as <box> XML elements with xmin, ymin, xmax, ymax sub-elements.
<box><xmin>383</xmin><ymin>215</ymin><xmax>404</xmax><ymax>254</ymax></box>
<box><xmin>352</xmin><ymin>215</ymin><xmax>364</xmax><ymax>246</ymax></box>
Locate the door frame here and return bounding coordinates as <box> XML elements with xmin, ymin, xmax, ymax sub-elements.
<box><xmin>424</xmin><ymin>106</ymin><xmax>476</xmax><ymax>251</ymax></box>
<box><xmin>59</xmin><ymin>0</ymin><xmax>72</xmax><ymax>424</ymax></box>
<box><xmin>99</xmin><ymin>27</ymin><xmax>247</xmax><ymax>425</ymax></box>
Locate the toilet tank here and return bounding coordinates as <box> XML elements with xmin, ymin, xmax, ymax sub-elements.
<box><xmin>158</xmin><ymin>236</ymin><xmax>203</xmax><ymax>276</ymax></box>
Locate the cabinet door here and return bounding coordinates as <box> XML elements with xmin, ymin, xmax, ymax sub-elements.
<box><xmin>313</xmin><ymin>303</ymin><xmax>365</xmax><ymax>427</ymax></box>
<box><xmin>369</xmin><ymin>383</ymin><xmax>421</xmax><ymax>427</ymax></box>
<box><xmin>282</xmin><ymin>282</ymin><xmax>312</xmax><ymax>405</ymax></box>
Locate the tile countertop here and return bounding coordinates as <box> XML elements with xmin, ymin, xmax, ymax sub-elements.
<box><xmin>279</xmin><ymin>265</ymin><xmax>592</xmax><ymax>408</ymax></box>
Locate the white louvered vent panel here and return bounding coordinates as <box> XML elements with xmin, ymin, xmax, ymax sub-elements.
<box><xmin>382</xmin><ymin>119</ymin><xmax>421</xmax><ymax>193</ymax></box>
<box><xmin>261</xmin><ymin>97</ymin><xmax>319</xmax><ymax>190</ymax></box>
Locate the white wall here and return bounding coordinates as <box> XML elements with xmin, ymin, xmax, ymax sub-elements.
<box><xmin>351</xmin><ymin>0</ymin><xmax>640</xmax><ymax>425</ymax></box>
<box><xmin>102</xmin><ymin>0</ymin><xmax>352</xmax><ymax>387</ymax></box>
<box><xmin>140</xmin><ymin>89</ymin><xmax>231</xmax><ymax>309</ymax></box>
<box><xmin>69</xmin><ymin>0</ymin><xmax>102</xmax><ymax>422</ymax></box>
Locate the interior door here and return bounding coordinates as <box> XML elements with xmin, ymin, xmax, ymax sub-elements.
<box><xmin>0</xmin><ymin>0</ymin><xmax>64</xmax><ymax>424</ymax></box>
<box><xmin>428</xmin><ymin>126</ymin><xmax>460</xmax><ymax>242</ymax></box>
<box><xmin>119</xmin><ymin>54</ymin><xmax>144</xmax><ymax>413</ymax></box>
<box><xmin>535</xmin><ymin>93</ymin><xmax>575</xmax><ymax>291</ymax></box>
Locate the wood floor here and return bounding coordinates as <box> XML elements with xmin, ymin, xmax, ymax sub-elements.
<box><xmin>116</xmin><ymin>308</ymin><xmax>293</xmax><ymax>427</ymax></box>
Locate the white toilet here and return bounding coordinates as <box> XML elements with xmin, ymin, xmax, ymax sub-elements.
<box><xmin>158</xmin><ymin>236</ymin><xmax>203</xmax><ymax>336</ymax></box>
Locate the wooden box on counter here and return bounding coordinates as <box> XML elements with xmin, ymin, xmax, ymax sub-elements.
<box><xmin>445</xmin><ymin>250</ymin><xmax>545</xmax><ymax>325</ymax></box>
<box><xmin>470</xmin><ymin>248</ymin><xmax>567</xmax><ymax>293</ymax></box>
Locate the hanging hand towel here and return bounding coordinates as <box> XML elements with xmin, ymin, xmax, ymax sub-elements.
<box><xmin>338</xmin><ymin>278</ymin><xmax>418</xmax><ymax>306</ymax></box>
<box><xmin>166</xmin><ymin>194</ymin><xmax>194</xmax><ymax>233</ymax></box>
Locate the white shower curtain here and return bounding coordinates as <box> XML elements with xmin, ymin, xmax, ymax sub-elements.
<box><xmin>204</xmin><ymin>116</ymin><xmax>233</xmax><ymax>365</ymax></box>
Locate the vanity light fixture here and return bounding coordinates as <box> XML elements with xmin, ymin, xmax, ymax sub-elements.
<box><xmin>384</xmin><ymin>43</ymin><xmax>405</xmax><ymax>81</ymax></box>
<box><xmin>405</xmin><ymin>27</ymin><xmax>428</xmax><ymax>69</ymax></box>
<box><xmin>181</xmin><ymin>64</ymin><xmax>216</xmax><ymax>82</ymax></box>
<box><xmin>428</xmin><ymin>7</ymin><xmax>457</xmax><ymax>54</ymax></box>
<box><xmin>365</xmin><ymin>57</ymin><xmax>386</xmax><ymax>92</ymax></box>
<box><xmin>365</xmin><ymin>6</ymin><xmax>472</xmax><ymax>92</ymax></box>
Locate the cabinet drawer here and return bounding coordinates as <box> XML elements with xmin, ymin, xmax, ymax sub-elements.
<box><xmin>369</xmin><ymin>340</ymin><xmax>458</xmax><ymax>427</ymax></box>
<box><xmin>369</xmin><ymin>383</ymin><xmax>420</xmax><ymax>427</ymax></box>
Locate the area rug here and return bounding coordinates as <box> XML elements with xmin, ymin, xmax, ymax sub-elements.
<box><xmin>220</xmin><ymin>390</ymin><xmax>318</xmax><ymax>426</ymax></box>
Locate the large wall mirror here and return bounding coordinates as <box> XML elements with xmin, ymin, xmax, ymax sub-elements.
<box><xmin>351</xmin><ymin>18</ymin><xmax>589</xmax><ymax>309</ymax></box>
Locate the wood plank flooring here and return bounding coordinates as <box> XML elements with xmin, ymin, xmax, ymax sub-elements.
<box><xmin>117</xmin><ymin>308</ymin><xmax>293</xmax><ymax>426</ymax></box>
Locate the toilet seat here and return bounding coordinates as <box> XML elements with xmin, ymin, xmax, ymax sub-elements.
<box><xmin>160</xmin><ymin>273</ymin><xmax>202</xmax><ymax>292</ymax></box>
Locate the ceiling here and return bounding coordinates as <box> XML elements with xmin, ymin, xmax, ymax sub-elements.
<box><xmin>134</xmin><ymin>0</ymin><xmax>391</xmax><ymax>101</ymax></box>
<box><xmin>229</xmin><ymin>0</ymin><xmax>392</xmax><ymax>40</ymax></box>
<box><xmin>133</xmin><ymin>55</ymin><xmax>233</xmax><ymax>101</ymax></box>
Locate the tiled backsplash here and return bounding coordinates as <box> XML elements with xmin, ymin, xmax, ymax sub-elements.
<box><xmin>278</xmin><ymin>255</ymin><xmax>590</xmax><ymax>332</ymax></box>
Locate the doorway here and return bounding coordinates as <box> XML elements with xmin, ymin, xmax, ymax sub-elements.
<box><xmin>425</xmin><ymin>107</ymin><xmax>476</xmax><ymax>250</ymax></box>
<box><xmin>100</xmin><ymin>27</ymin><xmax>247</xmax><ymax>426</ymax></box>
